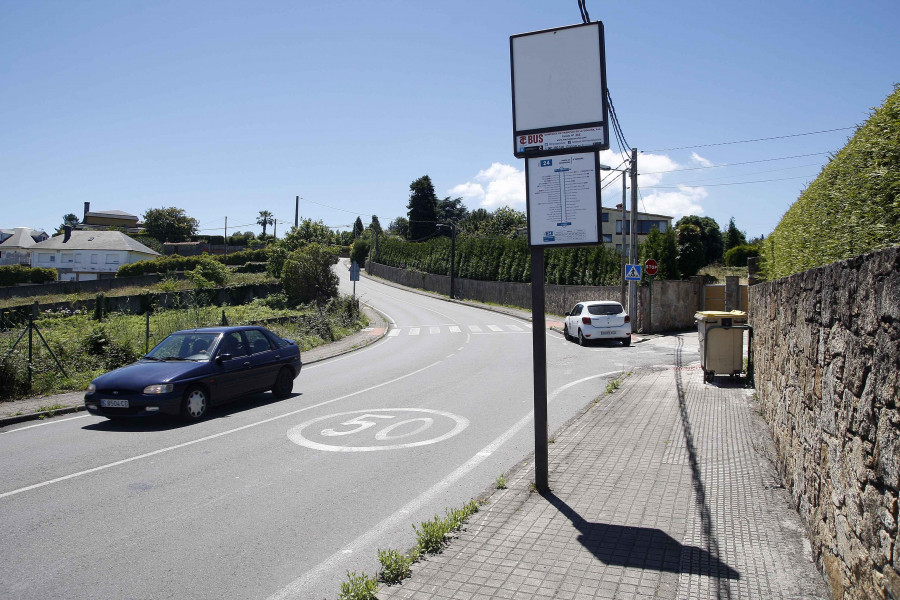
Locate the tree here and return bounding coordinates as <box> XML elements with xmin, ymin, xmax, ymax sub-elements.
<box><xmin>143</xmin><ymin>207</ymin><xmax>199</xmax><ymax>243</ymax></box>
<box><xmin>369</xmin><ymin>215</ymin><xmax>383</xmax><ymax>235</ymax></box>
<box><xmin>723</xmin><ymin>217</ymin><xmax>747</xmax><ymax>253</ymax></box>
<box><xmin>352</xmin><ymin>216</ymin><xmax>364</xmax><ymax>239</ymax></box>
<box><xmin>56</xmin><ymin>213</ymin><xmax>80</xmax><ymax>233</ymax></box>
<box><xmin>463</xmin><ymin>206</ymin><xmax>527</xmax><ymax>237</ymax></box>
<box><xmin>640</xmin><ymin>227</ymin><xmax>679</xmax><ymax>279</ymax></box>
<box><xmin>675</xmin><ymin>215</ymin><xmax>723</xmax><ymax>265</ymax></box>
<box><xmin>676</xmin><ymin>223</ymin><xmax>706</xmax><ymax>278</ymax></box>
<box><xmin>279</xmin><ymin>218</ymin><xmax>336</xmax><ymax>251</ymax></box>
<box><xmin>437</xmin><ymin>196</ymin><xmax>468</xmax><ymax>223</ymax></box>
<box><xmin>388</xmin><ymin>217</ymin><xmax>409</xmax><ymax>239</ymax></box>
<box><xmin>407</xmin><ymin>175</ymin><xmax>438</xmax><ymax>240</ymax></box>
<box><xmin>281</xmin><ymin>243</ymin><xmax>339</xmax><ymax>306</ymax></box>
<box><xmin>724</xmin><ymin>244</ymin><xmax>759</xmax><ymax>267</ymax></box>
<box><xmin>257</xmin><ymin>210</ymin><xmax>275</xmax><ymax>237</ymax></box>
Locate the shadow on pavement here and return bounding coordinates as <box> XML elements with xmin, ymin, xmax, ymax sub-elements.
<box><xmin>541</xmin><ymin>491</ymin><xmax>740</xmax><ymax>580</ymax></box>
<box><xmin>82</xmin><ymin>391</ymin><xmax>303</xmax><ymax>432</ymax></box>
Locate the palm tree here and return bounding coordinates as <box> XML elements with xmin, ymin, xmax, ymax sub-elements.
<box><xmin>257</xmin><ymin>210</ymin><xmax>275</xmax><ymax>237</ymax></box>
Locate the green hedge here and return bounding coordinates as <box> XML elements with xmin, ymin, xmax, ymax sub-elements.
<box><xmin>374</xmin><ymin>236</ymin><xmax>620</xmax><ymax>285</ymax></box>
<box><xmin>0</xmin><ymin>265</ymin><xmax>57</xmax><ymax>286</ymax></box>
<box><xmin>762</xmin><ymin>86</ymin><xmax>900</xmax><ymax>279</ymax></box>
<box><xmin>116</xmin><ymin>248</ymin><xmax>270</xmax><ymax>277</ymax></box>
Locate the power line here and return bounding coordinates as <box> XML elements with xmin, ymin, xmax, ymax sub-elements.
<box><xmin>644</xmin><ymin>126</ymin><xmax>854</xmax><ymax>153</ymax></box>
<box><xmin>304</xmin><ymin>198</ymin><xmax>367</xmax><ymax>216</ymax></box>
<box><xmin>638</xmin><ymin>151</ymin><xmax>830</xmax><ymax>175</ymax></box>
<box><xmin>642</xmin><ymin>173</ymin><xmax>816</xmax><ymax>189</ymax></box>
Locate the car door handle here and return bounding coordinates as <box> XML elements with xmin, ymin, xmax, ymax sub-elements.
<box><xmin>243</xmin><ymin>361</ymin><xmax>251</xmax><ymax>367</ymax></box>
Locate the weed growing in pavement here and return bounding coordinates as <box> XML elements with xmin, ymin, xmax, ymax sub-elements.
<box><xmin>36</xmin><ymin>403</ymin><xmax>66</xmax><ymax>418</ymax></box>
<box><xmin>337</xmin><ymin>571</ymin><xmax>378</xmax><ymax>600</ymax></box>
<box><xmin>413</xmin><ymin>500</ymin><xmax>480</xmax><ymax>555</ymax></box>
<box><xmin>377</xmin><ymin>549</ymin><xmax>414</xmax><ymax>584</ymax></box>
<box><xmin>494</xmin><ymin>475</ymin><xmax>507</xmax><ymax>489</ymax></box>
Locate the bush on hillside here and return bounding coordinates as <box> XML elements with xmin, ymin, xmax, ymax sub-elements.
<box><xmin>0</xmin><ymin>265</ymin><xmax>57</xmax><ymax>286</ymax></box>
<box><xmin>724</xmin><ymin>244</ymin><xmax>760</xmax><ymax>267</ymax></box>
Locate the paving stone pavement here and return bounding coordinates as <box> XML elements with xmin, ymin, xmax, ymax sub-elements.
<box><xmin>379</xmin><ymin>336</ymin><xmax>828</xmax><ymax>600</ymax></box>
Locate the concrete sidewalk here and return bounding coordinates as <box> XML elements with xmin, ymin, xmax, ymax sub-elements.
<box><xmin>379</xmin><ymin>340</ymin><xmax>828</xmax><ymax>599</ymax></box>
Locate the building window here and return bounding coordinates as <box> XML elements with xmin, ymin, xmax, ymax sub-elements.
<box><xmin>74</xmin><ymin>254</ymin><xmax>82</xmax><ymax>263</ymax></box>
<box><xmin>91</xmin><ymin>254</ymin><xmax>98</xmax><ymax>264</ymax></box>
<box><xmin>105</xmin><ymin>254</ymin><xmax>119</xmax><ymax>264</ymax></box>
<box><xmin>602</xmin><ymin>234</ymin><xmax>612</xmax><ymax>243</ymax></box>
<box><xmin>61</xmin><ymin>253</ymin><xmax>74</xmax><ymax>263</ymax></box>
<box><xmin>635</xmin><ymin>220</ymin><xmax>668</xmax><ymax>234</ymax></box>
<box><xmin>616</xmin><ymin>221</ymin><xmax>630</xmax><ymax>235</ymax></box>
<box><xmin>601</xmin><ymin>213</ymin><xmax>609</xmax><ymax>222</ymax></box>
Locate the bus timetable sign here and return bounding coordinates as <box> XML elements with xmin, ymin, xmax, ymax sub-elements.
<box><xmin>510</xmin><ymin>22</ymin><xmax>609</xmax><ymax>159</ymax></box>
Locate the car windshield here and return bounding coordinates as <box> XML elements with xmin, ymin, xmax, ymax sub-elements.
<box><xmin>146</xmin><ymin>332</ymin><xmax>220</xmax><ymax>361</ymax></box>
<box><xmin>587</xmin><ymin>303</ymin><xmax>623</xmax><ymax>316</ymax></box>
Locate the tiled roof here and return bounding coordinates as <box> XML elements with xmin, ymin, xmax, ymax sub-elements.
<box><xmin>33</xmin><ymin>231</ymin><xmax>160</xmax><ymax>255</ymax></box>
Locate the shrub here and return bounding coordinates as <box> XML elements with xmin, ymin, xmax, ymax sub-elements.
<box><xmin>377</xmin><ymin>549</ymin><xmax>413</xmax><ymax>584</ymax></box>
<box><xmin>0</xmin><ymin>265</ymin><xmax>57</xmax><ymax>286</ymax></box>
<box><xmin>281</xmin><ymin>243</ymin><xmax>339</xmax><ymax>306</ymax></box>
<box><xmin>186</xmin><ymin>256</ymin><xmax>230</xmax><ymax>288</ymax></box>
<box><xmin>337</xmin><ymin>571</ymin><xmax>378</xmax><ymax>600</ymax></box>
<box><xmin>724</xmin><ymin>244</ymin><xmax>760</xmax><ymax>267</ymax></box>
<box><xmin>0</xmin><ymin>352</ymin><xmax>31</xmax><ymax>397</ymax></box>
<box><xmin>350</xmin><ymin>239</ymin><xmax>370</xmax><ymax>268</ymax></box>
<box><xmin>80</xmin><ymin>325</ymin><xmax>139</xmax><ymax>369</ymax></box>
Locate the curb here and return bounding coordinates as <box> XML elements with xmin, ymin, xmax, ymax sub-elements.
<box><xmin>0</xmin><ymin>404</ymin><xmax>86</xmax><ymax>427</ymax></box>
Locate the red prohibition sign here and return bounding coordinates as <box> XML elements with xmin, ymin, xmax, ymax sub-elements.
<box><xmin>644</xmin><ymin>259</ymin><xmax>659</xmax><ymax>276</ymax></box>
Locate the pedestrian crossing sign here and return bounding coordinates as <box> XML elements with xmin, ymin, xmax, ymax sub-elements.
<box><xmin>625</xmin><ymin>264</ymin><xmax>642</xmax><ymax>281</ymax></box>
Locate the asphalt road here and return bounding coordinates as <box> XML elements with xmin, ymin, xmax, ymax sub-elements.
<box><xmin>0</xmin><ymin>267</ymin><xmax>698</xmax><ymax>600</ymax></box>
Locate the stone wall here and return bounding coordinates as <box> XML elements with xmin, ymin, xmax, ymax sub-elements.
<box><xmin>749</xmin><ymin>246</ymin><xmax>900</xmax><ymax>599</ymax></box>
<box><xmin>366</xmin><ymin>262</ymin><xmax>703</xmax><ymax>333</ymax></box>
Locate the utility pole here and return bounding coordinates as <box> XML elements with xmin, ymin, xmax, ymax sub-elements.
<box><xmin>629</xmin><ymin>148</ymin><xmax>638</xmax><ymax>323</ymax></box>
<box><xmin>620</xmin><ymin>170</ymin><xmax>627</xmax><ymax>305</ymax></box>
<box><xmin>224</xmin><ymin>216</ymin><xmax>228</xmax><ymax>257</ymax></box>
<box><xmin>449</xmin><ymin>222</ymin><xmax>456</xmax><ymax>299</ymax></box>
<box><xmin>294</xmin><ymin>196</ymin><xmax>299</xmax><ymax>229</ymax></box>
<box><xmin>273</xmin><ymin>219</ymin><xmax>277</xmax><ymax>240</ymax></box>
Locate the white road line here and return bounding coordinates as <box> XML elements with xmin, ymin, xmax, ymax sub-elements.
<box><xmin>429</xmin><ymin>326</ymin><xmax>440</xmax><ymax>334</ymax></box>
<box><xmin>1</xmin><ymin>414</ymin><xmax>91</xmax><ymax>434</ymax></box>
<box><xmin>266</xmin><ymin>370</ymin><xmax>621</xmax><ymax>600</ymax></box>
<box><xmin>409</xmin><ymin>328</ymin><xmax>420</xmax><ymax>336</ymax></box>
<box><xmin>507</xmin><ymin>324</ymin><xmax>523</xmax><ymax>332</ymax></box>
<box><xmin>387</xmin><ymin>330</ymin><xmax>400</xmax><ymax>337</ymax></box>
<box><xmin>448</xmin><ymin>326</ymin><xmax>461</xmax><ymax>333</ymax></box>
<box><xmin>487</xmin><ymin>325</ymin><xmax>503</xmax><ymax>332</ymax></box>
<box><xmin>468</xmin><ymin>325</ymin><xmax>482</xmax><ymax>333</ymax></box>
<box><xmin>0</xmin><ymin>359</ymin><xmax>445</xmax><ymax>500</ymax></box>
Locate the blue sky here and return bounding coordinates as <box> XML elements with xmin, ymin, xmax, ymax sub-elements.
<box><xmin>2</xmin><ymin>0</ymin><xmax>897</xmax><ymax>240</ymax></box>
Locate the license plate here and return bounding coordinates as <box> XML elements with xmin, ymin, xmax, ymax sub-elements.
<box><xmin>599</xmin><ymin>330</ymin><xmax>617</xmax><ymax>336</ymax></box>
<box><xmin>101</xmin><ymin>398</ymin><xmax>129</xmax><ymax>408</ymax></box>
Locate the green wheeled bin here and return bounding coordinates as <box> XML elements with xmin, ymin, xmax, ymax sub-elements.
<box><xmin>695</xmin><ymin>310</ymin><xmax>748</xmax><ymax>383</ymax></box>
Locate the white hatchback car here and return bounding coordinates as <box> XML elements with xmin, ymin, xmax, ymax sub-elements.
<box><xmin>563</xmin><ymin>301</ymin><xmax>632</xmax><ymax>346</ymax></box>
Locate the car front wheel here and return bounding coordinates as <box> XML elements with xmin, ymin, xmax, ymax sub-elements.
<box><xmin>182</xmin><ymin>385</ymin><xmax>208</xmax><ymax>421</ymax></box>
<box><xmin>272</xmin><ymin>367</ymin><xmax>294</xmax><ymax>399</ymax></box>
<box><xmin>563</xmin><ymin>324</ymin><xmax>571</xmax><ymax>341</ymax></box>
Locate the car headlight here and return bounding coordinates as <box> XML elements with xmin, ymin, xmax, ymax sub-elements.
<box><xmin>143</xmin><ymin>384</ymin><xmax>174</xmax><ymax>394</ymax></box>
<box><xmin>86</xmin><ymin>383</ymin><xmax>96</xmax><ymax>394</ymax></box>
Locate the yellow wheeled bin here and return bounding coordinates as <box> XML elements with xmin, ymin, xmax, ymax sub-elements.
<box><xmin>694</xmin><ymin>310</ymin><xmax>748</xmax><ymax>383</ymax></box>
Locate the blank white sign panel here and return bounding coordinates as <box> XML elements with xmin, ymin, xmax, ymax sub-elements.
<box><xmin>512</xmin><ymin>23</ymin><xmax>604</xmax><ymax>131</ymax></box>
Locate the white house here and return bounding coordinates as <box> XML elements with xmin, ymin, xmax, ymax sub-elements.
<box><xmin>30</xmin><ymin>228</ymin><xmax>160</xmax><ymax>281</ymax></box>
<box><xmin>0</xmin><ymin>227</ymin><xmax>49</xmax><ymax>266</ymax></box>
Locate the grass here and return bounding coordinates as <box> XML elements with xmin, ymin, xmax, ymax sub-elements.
<box><xmin>494</xmin><ymin>475</ymin><xmax>507</xmax><ymax>489</ymax></box>
<box><xmin>338</xmin><ymin>571</ymin><xmax>378</xmax><ymax>600</ymax></box>
<box><xmin>36</xmin><ymin>403</ymin><xmax>66</xmax><ymax>418</ymax></box>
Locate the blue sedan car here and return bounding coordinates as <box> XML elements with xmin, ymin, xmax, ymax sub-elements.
<box><xmin>84</xmin><ymin>326</ymin><xmax>302</xmax><ymax>421</ymax></box>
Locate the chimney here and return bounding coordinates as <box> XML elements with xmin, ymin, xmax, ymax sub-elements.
<box><xmin>63</xmin><ymin>226</ymin><xmax>72</xmax><ymax>242</ymax></box>
<box><xmin>84</xmin><ymin>201</ymin><xmax>90</xmax><ymax>221</ymax></box>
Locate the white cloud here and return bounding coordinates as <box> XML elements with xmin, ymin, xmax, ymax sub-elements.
<box><xmin>449</xmin><ymin>162</ymin><xmax>525</xmax><ymax>209</ymax></box>
<box><xmin>640</xmin><ymin>186</ymin><xmax>707</xmax><ymax>219</ymax></box>
<box><xmin>451</xmin><ymin>151</ymin><xmax>709</xmax><ymax>221</ymax></box>
<box><xmin>690</xmin><ymin>152</ymin><xmax>713</xmax><ymax>167</ymax></box>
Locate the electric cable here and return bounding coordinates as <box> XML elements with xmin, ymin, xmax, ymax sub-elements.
<box><xmin>638</xmin><ymin>151</ymin><xmax>829</xmax><ymax>175</ymax></box>
<box><xmin>643</xmin><ymin>173</ymin><xmax>816</xmax><ymax>189</ymax></box>
<box><xmin>644</xmin><ymin>126</ymin><xmax>854</xmax><ymax>153</ymax></box>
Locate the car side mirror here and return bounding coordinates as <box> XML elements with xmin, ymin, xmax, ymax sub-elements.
<box><xmin>216</xmin><ymin>353</ymin><xmax>232</xmax><ymax>364</ymax></box>
<box><xmin>564</xmin><ymin>311</ymin><xmax>570</xmax><ymax>316</ymax></box>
